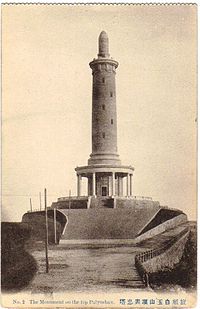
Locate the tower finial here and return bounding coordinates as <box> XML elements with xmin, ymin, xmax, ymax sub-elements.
<box><xmin>98</xmin><ymin>31</ymin><xmax>110</xmax><ymax>58</ymax></box>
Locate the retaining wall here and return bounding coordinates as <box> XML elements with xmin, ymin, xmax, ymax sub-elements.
<box><xmin>137</xmin><ymin>208</ymin><xmax>183</xmax><ymax>236</ymax></box>
<box><xmin>22</xmin><ymin>210</ymin><xmax>67</xmax><ymax>244</ymax></box>
<box><xmin>135</xmin><ymin>213</ymin><xmax>187</xmax><ymax>243</ymax></box>
<box><xmin>52</xmin><ymin>198</ymin><xmax>88</xmax><ymax>209</ymax></box>
<box><xmin>59</xmin><ymin>206</ymin><xmax>160</xmax><ymax>239</ymax></box>
<box><xmin>135</xmin><ymin>229</ymin><xmax>190</xmax><ymax>286</ymax></box>
<box><xmin>142</xmin><ymin>230</ymin><xmax>190</xmax><ymax>273</ymax></box>
<box><xmin>115</xmin><ymin>198</ymin><xmax>160</xmax><ymax>209</ymax></box>
<box><xmin>21</xmin><ymin>205</ymin><xmax>187</xmax><ymax>242</ymax></box>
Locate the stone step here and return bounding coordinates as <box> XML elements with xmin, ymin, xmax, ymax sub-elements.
<box><xmin>122</xmin><ymin>281</ymin><xmax>146</xmax><ymax>288</ymax></box>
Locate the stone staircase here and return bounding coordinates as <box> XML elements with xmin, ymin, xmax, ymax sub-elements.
<box><xmin>90</xmin><ymin>197</ymin><xmax>114</xmax><ymax>208</ymax></box>
<box><xmin>122</xmin><ymin>265</ymin><xmax>146</xmax><ymax>289</ymax></box>
<box><xmin>97</xmin><ymin>249</ymin><xmax>147</xmax><ymax>290</ymax></box>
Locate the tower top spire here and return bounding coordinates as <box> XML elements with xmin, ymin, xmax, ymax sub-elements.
<box><xmin>98</xmin><ymin>31</ymin><xmax>110</xmax><ymax>58</ymax></box>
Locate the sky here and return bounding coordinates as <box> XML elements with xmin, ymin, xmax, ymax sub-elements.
<box><xmin>2</xmin><ymin>4</ymin><xmax>197</xmax><ymax>221</ymax></box>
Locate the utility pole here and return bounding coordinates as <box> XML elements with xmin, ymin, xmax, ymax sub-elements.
<box><xmin>44</xmin><ymin>188</ymin><xmax>49</xmax><ymax>273</ymax></box>
<box><xmin>30</xmin><ymin>198</ymin><xmax>32</xmax><ymax>212</ymax></box>
<box><xmin>53</xmin><ymin>207</ymin><xmax>57</xmax><ymax>244</ymax></box>
<box><xmin>39</xmin><ymin>192</ymin><xmax>42</xmax><ymax>211</ymax></box>
<box><xmin>69</xmin><ymin>189</ymin><xmax>71</xmax><ymax>210</ymax></box>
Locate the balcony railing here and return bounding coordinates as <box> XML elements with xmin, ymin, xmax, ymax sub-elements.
<box><xmin>57</xmin><ymin>196</ymin><xmax>88</xmax><ymax>201</ymax></box>
<box><xmin>124</xmin><ymin>195</ymin><xmax>152</xmax><ymax>201</ymax></box>
<box><xmin>57</xmin><ymin>195</ymin><xmax>153</xmax><ymax>201</ymax></box>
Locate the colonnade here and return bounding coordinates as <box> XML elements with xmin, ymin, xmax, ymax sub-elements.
<box><xmin>77</xmin><ymin>172</ymin><xmax>133</xmax><ymax>197</ymax></box>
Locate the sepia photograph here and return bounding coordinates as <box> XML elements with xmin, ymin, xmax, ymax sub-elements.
<box><xmin>1</xmin><ymin>3</ymin><xmax>197</xmax><ymax>308</ymax></box>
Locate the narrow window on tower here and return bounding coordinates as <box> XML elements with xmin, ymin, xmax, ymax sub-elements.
<box><xmin>110</xmin><ymin>91</ymin><xmax>113</xmax><ymax>97</ymax></box>
<box><xmin>111</xmin><ymin>119</ymin><xmax>113</xmax><ymax>125</ymax></box>
<box><xmin>102</xmin><ymin>77</ymin><xmax>105</xmax><ymax>83</ymax></box>
<box><xmin>102</xmin><ymin>104</ymin><xmax>105</xmax><ymax>110</ymax></box>
<box><xmin>102</xmin><ymin>132</ymin><xmax>105</xmax><ymax>138</ymax></box>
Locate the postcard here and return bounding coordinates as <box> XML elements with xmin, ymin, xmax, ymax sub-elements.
<box><xmin>1</xmin><ymin>3</ymin><xmax>197</xmax><ymax>308</ymax></box>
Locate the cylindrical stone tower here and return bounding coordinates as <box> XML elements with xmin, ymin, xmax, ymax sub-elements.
<box><xmin>88</xmin><ymin>31</ymin><xmax>121</xmax><ymax>166</ymax></box>
<box><xmin>75</xmin><ymin>31</ymin><xmax>134</xmax><ymax>198</ymax></box>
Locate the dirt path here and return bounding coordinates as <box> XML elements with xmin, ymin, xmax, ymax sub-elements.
<box><xmin>26</xmin><ymin>245</ymin><xmax>146</xmax><ymax>293</ymax></box>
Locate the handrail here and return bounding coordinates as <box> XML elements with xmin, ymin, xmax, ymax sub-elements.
<box><xmin>135</xmin><ymin>226</ymin><xmax>189</xmax><ymax>263</ymax></box>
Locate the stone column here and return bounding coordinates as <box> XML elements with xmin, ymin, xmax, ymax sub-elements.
<box><xmin>92</xmin><ymin>172</ymin><xmax>96</xmax><ymax>196</ymax></box>
<box><xmin>77</xmin><ymin>174</ymin><xmax>81</xmax><ymax>197</ymax></box>
<box><xmin>112</xmin><ymin>172</ymin><xmax>115</xmax><ymax>196</ymax></box>
<box><xmin>118</xmin><ymin>176</ymin><xmax>122</xmax><ymax>196</ymax></box>
<box><xmin>130</xmin><ymin>174</ymin><xmax>133</xmax><ymax>196</ymax></box>
<box><xmin>117</xmin><ymin>176</ymin><xmax>120</xmax><ymax>196</ymax></box>
<box><xmin>120</xmin><ymin>177</ymin><xmax>123</xmax><ymax>196</ymax></box>
<box><xmin>87</xmin><ymin>177</ymin><xmax>91</xmax><ymax>196</ymax></box>
<box><xmin>126</xmin><ymin>174</ymin><xmax>129</xmax><ymax>197</ymax></box>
